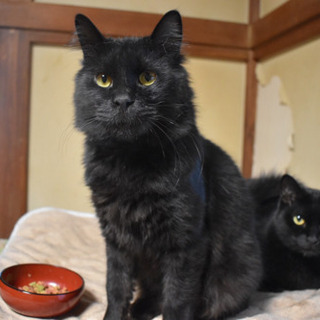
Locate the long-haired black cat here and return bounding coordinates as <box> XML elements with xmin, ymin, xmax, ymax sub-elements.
<box><xmin>249</xmin><ymin>174</ymin><xmax>320</xmax><ymax>292</ymax></box>
<box><xmin>74</xmin><ymin>11</ymin><xmax>261</xmax><ymax>320</ymax></box>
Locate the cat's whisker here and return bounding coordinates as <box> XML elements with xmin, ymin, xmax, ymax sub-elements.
<box><xmin>189</xmin><ymin>132</ymin><xmax>204</xmax><ymax>173</ymax></box>
<box><xmin>149</xmin><ymin>120</ymin><xmax>180</xmax><ymax>174</ymax></box>
<box><xmin>154</xmin><ymin>114</ymin><xmax>177</xmax><ymax>126</ymax></box>
<box><xmin>156</xmin><ymin>122</ymin><xmax>183</xmax><ymax>177</ymax></box>
<box><xmin>76</xmin><ymin>117</ymin><xmax>100</xmax><ymax>133</ymax></box>
<box><xmin>148</xmin><ymin>126</ymin><xmax>166</xmax><ymax>159</ymax></box>
<box><xmin>58</xmin><ymin>121</ymin><xmax>77</xmax><ymax>154</ymax></box>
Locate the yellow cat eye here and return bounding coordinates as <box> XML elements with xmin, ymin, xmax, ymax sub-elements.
<box><xmin>139</xmin><ymin>71</ymin><xmax>157</xmax><ymax>86</ymax></box>
<box><xmin>95</xmin><ymin>73</ymin><xmax>113</xmax><ymax>88</ymax></box>
<box><xmin>293</xmin><ymin>215</ymin><xmax>306</xmax><ymax>226</ymax></box>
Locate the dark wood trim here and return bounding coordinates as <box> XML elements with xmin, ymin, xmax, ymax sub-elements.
<box><xmin>252</xmin><ymin>0</ymin><xmax>320</xmax><ymax>60</ymax></box>
<box><xmin>252</xmin><ymin>0</ymin><xmax>320</xmax><ymax>48</ymax></box>
<box><xmin>0</xmin><ymin>1</ymin><xmax>249</xmax><ymax>52</ymax></box>
<box><xmin>242</xmin><ymin>51</ymin><xmax>258</xmax><ymax>178</ymax></box>
<box><xmin>13</xmin><ymin>29</ymin><xmax>250</xmax><ymax>62</ymax></box>
<box><xmin>242</xmin><ymin>0</ymin><xmax>260</xmax><ymax>178</ymax></box>
<box><xmin>184</xmin><ymin>44</ymin><xmax>248</xmax><ymax>62</ymax></box>
<box><xmin>254</xmin><ymin>14</ymin><xmax>320</xmax><ymax>61</ymax></box>
<box><xmin>249</xmin><ymin>0</ymin><xmax>260</xmax><ymax>23</ymax></box>
<box><xmin>27</xmin><ymin>30</ymin><xmax>74</xmax><ymax>47</ymax></box>
<box><xmin>0</xmin><ymin>29</ymin><xmax>31</xmax><ymax>238</ymax></box>
<box><xmin>5</xmin><ymin>1</ymin><xmax>320</xmax><ymax>61</ymax></box>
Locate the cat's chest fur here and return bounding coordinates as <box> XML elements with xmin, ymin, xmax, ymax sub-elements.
<box><xmin>84</xmin><ymin>138</ymin><xmax>206</xmax><ymax>254</ymax></box>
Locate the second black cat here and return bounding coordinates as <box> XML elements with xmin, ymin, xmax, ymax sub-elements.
<box><xmin>249</xmin><ymin>174</ymin><xmax>320</xmax><ymax>292</ymax></box>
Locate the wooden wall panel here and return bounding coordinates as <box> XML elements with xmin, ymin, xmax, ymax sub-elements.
<box><xmin>185</xmin><ymin>44</ymin><xmax>248</xmax><ymax>61</ymax></box>
<box><xmin>0</xmin><ymin>1</ymin><xmax>248</xmax><ymax>51</ymax></box>
<box><xmin>242</xmin><ymin>0</ymin><xmax>259</xmax><ymax>178</ymax></box>
<box><xmin>242</xmin><ymin>52</ymin><xmax>258</xmax><ymax>178</ymax></box>
<box><xmin>0</xmin><ymin>29</ymin><xmax>31</xmax><ymax>238</ymax></box>
<box><xmin>252</xmin><ymin>0</ymin><xmax>320</xmax><ymax>48</ymax></box>
<box><xmin>252</xmin><ymin>0</ymin><xmax>320</xmax><ymax>60</ymax></box>
<box><xmin>255</xmin><ymin>15</ymin><xmax>320</xmax><ymax>61</ymax></box>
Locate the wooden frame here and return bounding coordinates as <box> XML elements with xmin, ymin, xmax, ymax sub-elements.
<box><xmin>1</xmin><ymin>0</ymin><xmax>320</xmax><ymax>237</ymax></box>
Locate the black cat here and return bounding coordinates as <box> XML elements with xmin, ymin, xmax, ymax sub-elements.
<box><xmin>74</xmin><ymin>11</ymin><xmax>261</xmax><ymax>320</ymax></box>
<box><xmin>249</xmin><ymin>174</ymin><xmax>320</xmax><ymax>292</ymax></box>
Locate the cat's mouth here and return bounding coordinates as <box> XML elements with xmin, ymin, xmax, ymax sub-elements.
<box><xmin>91</xmin><ymin>111</ymin><xmax>152</xmax><ymax>140</ymax></box>
<box><xmin>296</xmin><ymin>244</ymin><xmax>320</xmax><ymax>257</ymax></box>
<box><xmin>301</xmin><ymin>249</ymin><xmax>319</xmax><ymax>257</ymax></box>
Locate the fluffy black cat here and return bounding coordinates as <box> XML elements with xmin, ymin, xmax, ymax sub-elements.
<box><xmin>74</xmin><ymin>11</ymin><xmax>261</xmax><ymax>320</ymax></box>
<box><xmin>249</xmin><ymin>174</ymin><xmax>320</xmax><ymax>292</ymax></box>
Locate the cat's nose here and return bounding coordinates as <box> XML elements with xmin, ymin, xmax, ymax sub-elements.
<box><xmin>113</xmin><ymin>94</ymin><xmax>134</xmax><ymax>110</ymax></box>
<box><xmin>308</xmin><ymin>235</ymin><xmax>319</xmax><ymax>245</ymax></box>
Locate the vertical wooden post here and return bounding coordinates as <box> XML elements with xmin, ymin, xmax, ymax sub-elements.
<box><xmin>242</xmin><ymin>0</ymin><xmax>260</xmax><ymax>178</ymax></box>
<box><xmin>0</xmin><ymin>29</ymin><xmax>31</xmax><ymax>237</ymax></box>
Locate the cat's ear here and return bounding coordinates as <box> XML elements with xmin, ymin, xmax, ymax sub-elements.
<box><xmin>280</xmin><ymin>174</ymin><xmax>302</xmax><ymax>206</ymax></box>
<box><xmin>151</xmin><ymin>10</ymin><xmax>183</xmax><ymax>54</ymax></box>
<box><xmin>75</xmin><ymin>14</ymin><xmax>105</xmax><ymax>57</ymax></box>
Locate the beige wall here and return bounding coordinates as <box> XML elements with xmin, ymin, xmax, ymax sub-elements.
<box><xmin>187</xmin><ymin>58</ymin><xmax>245</xmax><ymax>162</ymax></box>
<box><xmin>28</xmin><ymin>1</ymin><xmax>248</xmax><ymax>212</ymax></box>
<box><xmin>254</xmin><ymin>39</ymin><xmax>320</xmax><ymax>189</ymax></box>
<box><xmin>28</xmin><ymin>46</ymin><xmax>93</xmax><ymax>212</ymax></box>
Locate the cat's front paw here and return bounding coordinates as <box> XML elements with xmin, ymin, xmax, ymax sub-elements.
<box><xmin>130</xmin><ymin>297</ymin><xmax>161</xmax><ymax>320</ymax></box>
<box><xmin>103</xmin><ymin>309</ymin><xmax>131</xmax><ymax>320</ymax></box>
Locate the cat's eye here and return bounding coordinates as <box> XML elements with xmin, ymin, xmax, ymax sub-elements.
<box><xmin>293</xmin><ymin>215</ymin><xmax>306</xmax><ymax>226</ymax></box>
<box><xmin>95</xmin><ymin>73</ymin><xmax>113</xmax><ymax>88</ymax></box>
<box><xmin>139</xmin><ymin>71</ymin><xmax>157</xmax><ymax>86</ymax></box>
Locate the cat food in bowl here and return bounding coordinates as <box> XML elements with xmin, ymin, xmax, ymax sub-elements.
<box><xmin>0</xmin><ymin>263</ymin><xmax>84</xmax><ymax>318</ymax></box>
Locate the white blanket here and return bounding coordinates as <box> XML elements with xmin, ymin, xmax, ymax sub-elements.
<box><xmin>0</xmin><ymin>208</ymin><xmax>319</xmax><ymax>320</ymax></box>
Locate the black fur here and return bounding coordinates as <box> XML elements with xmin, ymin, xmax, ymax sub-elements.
<box><xmin>74</xmin><ymin>11</ymin><xmax>261</xmax><ymax>320</ymax></box>
<box><xmin>249</xmin><ymin>174</ymin><xmax>320</xmax><ymax>291</ymax></box>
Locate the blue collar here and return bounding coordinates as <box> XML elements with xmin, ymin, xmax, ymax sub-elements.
<box><xmin>189</xmin><ymin>159</ymin><xmax>206</xmax><ymax>203</ymax></box>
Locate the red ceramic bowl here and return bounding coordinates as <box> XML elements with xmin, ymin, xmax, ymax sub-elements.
<box><xmin>0</xmin><ymin>263</ymin><xmax>85</xmax><ymax>318</ymax></box>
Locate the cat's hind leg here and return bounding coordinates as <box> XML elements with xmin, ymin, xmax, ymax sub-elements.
<box><xmin>199</xmin><ymin>251</ymin><xmax>261</xmax><ymax>320</ymax></box>
<box><xmin>161</xmin><ymin>243</ymin><xmax>207</xmax><ymax>320</ymax></box>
